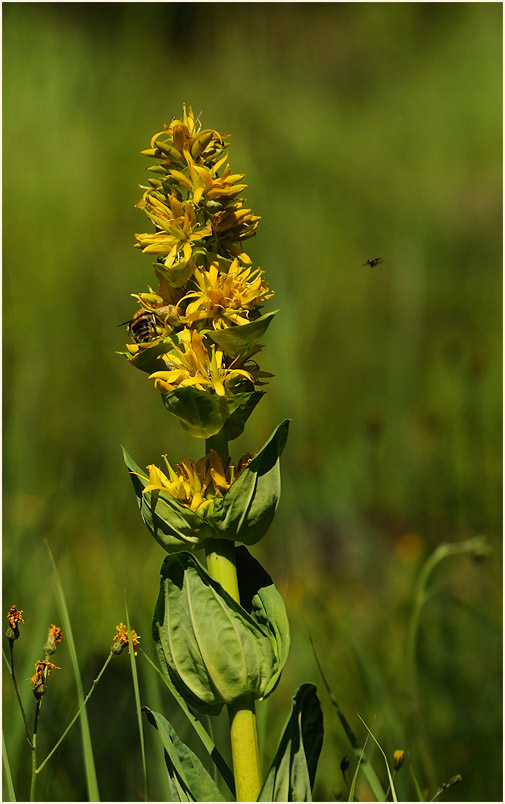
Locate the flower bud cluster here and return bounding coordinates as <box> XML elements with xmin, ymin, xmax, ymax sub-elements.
<box><xmin>31</xmin><ymin>624</ymin><xmax>63</xmax><ymax>699</ymax></box>
<box><xmin>124</xmin><ymin>104</ymin><xmax>276</xmax><ymax>425</ymax></box>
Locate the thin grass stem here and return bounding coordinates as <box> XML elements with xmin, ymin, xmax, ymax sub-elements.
<box><xmin>6</xmin><ymin>643</ymin><xmax>32</xmax><ymax>747</ymax></box>
<box><xmin>30</xmin><ymin>701</ymin><xmax>41</xmax><ymax>803</ymax></box>
<box><xmin>44</xmin><ymin>541</ymin><xmax>100</xmax><ymax>801</ymax></box>
<box><xmin>36</xmin><ymin>653</ymin><xmax>113</xmax><ymax>774</ymax></box>
<box><xmin>124</xmin><ymin>598</ymin><xmax>147</xmax><ymax>802</ymax></box>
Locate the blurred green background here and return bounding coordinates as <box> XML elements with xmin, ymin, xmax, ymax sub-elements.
<box><xmin>3</xmin><ymin>3</ymin><xmax>502</xmax><ymax>801</ymax></box>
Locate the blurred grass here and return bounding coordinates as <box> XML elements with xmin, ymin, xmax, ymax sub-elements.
<box><xmin>3</xmin><ymin>3</ymin><xmax>502</xmax><ymax>801</ymax></box>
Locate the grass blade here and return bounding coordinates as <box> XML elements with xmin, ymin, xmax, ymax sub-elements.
<box><xmin>409</xmin><ymin>757</ymin><xmax>425</xmax><ymax>802</ymax></box>
<box><xmin>45</xmin><ymin>541</ymin><xmax>100</xmax><ymax>801</ymax></box>
<box><xmin>2</xmin><ymin>731</ymin><xmax>16</xmax><ymax>802</ymax></box>
<box><xmin>347</xmin><ymin>722</ymin><xmax>373</xmax><ymax>802</ymax></box>
<box><xmin>307</xmin><ymin>631</ymin><xmax>386</xmax><ymax>801</ymax></box>
<box><xmin>124</xmin><ymin>596</ymin><xmax>147</xmax><ymax>802</ymax></box>
<box><xmin>358</xmin><ymin>715</ymin><xmax>397</xmax><ymax>802</ymax></box>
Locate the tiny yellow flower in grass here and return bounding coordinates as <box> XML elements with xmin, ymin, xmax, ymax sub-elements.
<box><xmin>139</xmin><ymin>449</ymin><xmax>253</xmax><ymax>513</ymax></box>
<box><xmin>393</xmin><ymin>749</ymin><xmax>405</xmax><ymax>771</ymax></box>
<box><xmin>44</xmin><ymin>624</ymin><xmax>63</xmax><ymax>656</ymax></box>
<box><xmin>112</xmin><ymin>623</ymin><xmax>141</xmax><ymax>655</ymax></box>
<box><xmin>5</xmin><ymin>605</ymin><xmax>24</xmax><ymax>642</ymax></box>
<box><xmin>149</xmin><ymin>328</ymin><xmax>264</xmax><ymax>397</ymax></box>
<box><xmin>31</xmin><ymin>660</ymin><xmax>60</xmax><ymax>699</ymax></box>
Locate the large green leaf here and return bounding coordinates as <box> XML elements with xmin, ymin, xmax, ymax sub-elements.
<box><xmin>143</xmin><ymin>707</ymin><xmax>225</xmax><ymax>802</ymax></box>
<box><xmin>214</xmin><ymin>420</ymin><xmax>290</xmax><ymax>544</ymax></box>
<box><xmin>152</xmin><ymin>552</ymin><xmax>279</xmax><ymax>714</ymax></box>
<box><xmin>236</xmin><ymin>546</ymin><xmax>290</xmax><ymax>697</ymax></box>
<box><xmin>161</xmin><ymin>386</ymin><xmax>246</xmax><ymax>438</ymax></box>
<box><xmin>207</xmin><ymin>310</ymin><xmax>279</xmax><ymax>357</ymax></box>
<box><xmin>258</xmin><ymin>684</ymin><xmax>324</xmax><ymax>802</ymax></box>
<box><xmin>122</xmin><ymin>447</ymin><xmax>217</xmax><ymax>553</ymax></box>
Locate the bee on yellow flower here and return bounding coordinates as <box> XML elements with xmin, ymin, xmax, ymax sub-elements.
<box><xmin>112</xmin><ymin>623</ymin><xmax>141</xmax><ymax>655</ymax></box>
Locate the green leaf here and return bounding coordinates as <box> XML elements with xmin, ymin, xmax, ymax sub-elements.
<box><xmin>225</xmin><ymin>390</ymin><xmax>265</xmax><ymax>441</ymax></box>
<box><xmin>207</xmin><ymin>311</ymin><xmax>279</xmax><ymax>357</ymax></box>
<box><xmin>140</xmin><ymin>650</ymin><xmax>235</xmax><ymax>796</ymax></box>
<box><xmin>143</xmin><ymin>707</ymin><xmax>225</xmax><ymax>802</ymax></box>
<box><xmin>215</xmin><ymin>420</ymin><xmax>290</xmax><ymax>545</ymax></box>
<box><xmin>258</xmin><ymin>684</ymin><xmax>324</xmax><ymax>802</ymax></box>
<box><xmin>152</xmin><ymin>552</ymin><xmax>279</xmax><ymax>714</ymax></box>
<box><xmin>236</xmin><ymin>546</ymin><xmax>290</xmax><ymax>697</ymax></box>
<box><xmin>161</xmin><ymin>386</ymin><xmax>246</xmax><ymax>438</ymax></box>
<box><xmin>122</xmin><ymin>447</ymin><xmax>217</xmax><ymax>553</ymax></box>
<box><xmin>124</xmin><ymin>336</ymin><xmax>177</xmax><ymax>374</ymax></box>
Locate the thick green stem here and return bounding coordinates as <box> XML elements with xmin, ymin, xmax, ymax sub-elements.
<box><xmin>204</xmin><ymin>429</ymin><xmax>263</xmax><ymax>802</ymax></box>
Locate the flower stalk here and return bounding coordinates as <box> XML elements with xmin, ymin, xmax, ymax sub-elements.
<box><xmin>204</xmin><ymin>429</ymin><xmax>262</xmax><ymax>801</ymax></box>
<box><xmin>122</xmin><ymin>105</ymin><xmax>322</xmax><ymax>802</ymax></box>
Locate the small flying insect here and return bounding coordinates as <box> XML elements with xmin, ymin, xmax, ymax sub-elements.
<box><xmin>362</xmin><ymin>257</ymin><xmax>384</xmax><ymax>268</ymax></box>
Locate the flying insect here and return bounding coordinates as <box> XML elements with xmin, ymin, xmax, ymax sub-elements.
<box><xmin>362</xmin><ymin>257</ymin><xmax>384</xmax><ymax>268</ymax></box>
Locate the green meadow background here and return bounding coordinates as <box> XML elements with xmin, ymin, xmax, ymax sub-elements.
<box><xmin>3</xmin><ymin>3</ymin><xmax>502</xmax><ymax>801</ymax></box>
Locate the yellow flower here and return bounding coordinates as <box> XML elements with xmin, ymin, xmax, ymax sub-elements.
<box><xmin>149</xmin><ymin>328</ymin><xmax>257</xmax><ymax>397</ymax></box>
<box><xmin>170</xmin><ymin>152</ymin><xmax>248</xmax><ymax>207</ymax></box>
<box><xmin>212</xmin><ymin>204</ymin><xmax>261</xmax><ymax>249</ymax></box>
<box><xmin>112</xmin><ymin>623</ymin><xmax>141</xmax><ymax>655</ymax></box>
<box><xmin>179</xmin><ymin>259</ymin><xmax>274</xmax><ymax>328</ymax></box>
<box><xmin>6</xmin><ymin>605</ymin><xmax>24</xmax><ymax>629</ymax></box>
<box><xmin>143</xmin><ymin>104</ymin><xmax>228</xmax><ymax>168</ymax></box>
<box><xmin>135</xmin><ymin>194</ymin><xmax>212</xmax><ymax>278</ymax></box>
<box><xmin>140</xmin><ymin>449</ymin><xmax>252</xmax><ymax>513</ymax></box>
<box><xmin>393</xmin><ymin>750</ymin><xmax>405</xmax><ymax>771</ymax></box>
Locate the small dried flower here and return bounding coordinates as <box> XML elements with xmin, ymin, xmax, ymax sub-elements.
<box><xmin>30</xmin><ymin>660</ymin><xmax>60</xmax><ymax>699</ymax></box>
<box><xmin>112</xmin><ymin>623</ymin><xmax>141</xmax><ymax>655</ymax></box>
<box><xmin>44</xmin><ymin>624</ymin><xmax>63</xmax><ymax>656</ymax></box>
<box><xmin>5</xmin><ymin>605</ymin><xmax>24</xmax><ymax>641</ymax></box>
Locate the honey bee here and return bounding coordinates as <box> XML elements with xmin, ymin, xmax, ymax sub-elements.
<box><xmin>121</xmin><ymin>305</ymin><xmax>180</xmax><ymax>344</ymax></box>
<box><xmin>362</xmin><ymin>257</ymin><xmax>384</xmax><ymax>268</ymax></box>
